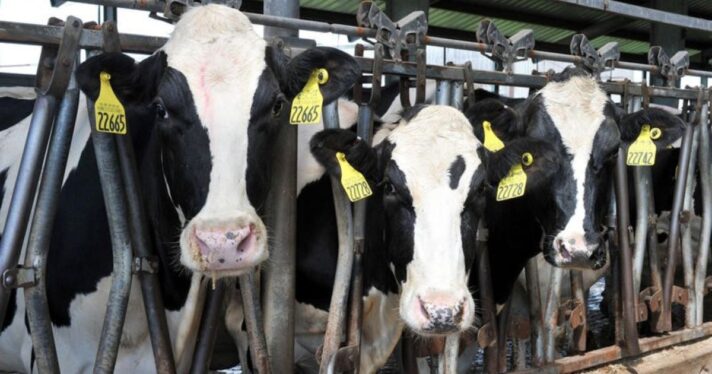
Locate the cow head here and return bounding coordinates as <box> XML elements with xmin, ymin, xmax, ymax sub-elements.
<box><xmin>311</xmin><ymin>105</ymin><xmax>483</xmax><ymax>335</ymax></box>
<box><xmin>77</xmin><ymin>5</ymin><xmax>359</xmax><ymax>277</ymax></box>
<box><xmin>468</xmin><ymin>69</ymin><xmax>686</xmax><ymax>270</ymax></box>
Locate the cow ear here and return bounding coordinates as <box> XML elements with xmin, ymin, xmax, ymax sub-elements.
<box><xmin>619</xmin><ymin>107</ymin><xmax>686</xmax><ymax>148</ymax></box>
<box><xmin>466</xmin><ymin>98</ymin><xmax>521</xmax><ymax>145</ymax></box>
<box><xmin>77</xmin><ymin>51</ymin><xmax>166</xmax><ymax>105</ymax></box>
<box><xmin>310</xmin><ymin>128</ymin><xmax>379</xmax><ymax>184</ymax></box>
<box><xmin>279</xmin><ymin>47</ymin><xmax>360</xmax><ymax>104</ymax></box>
<box><xmin>482</xmin><ymin>137</ymin><xmax>561</xmax><ymax>193</ymax></box>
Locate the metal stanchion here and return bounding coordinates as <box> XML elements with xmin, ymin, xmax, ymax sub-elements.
<box><xmin>190</xmin><ymin>282</ymin><xmax>226</xmax><ymax>374</ymax></box>
<box><xmin>525</xmin><ymin>258</ymin><xmax>544</xmax><ymax>367</ymax></box>
<box><xmin>694</xmin><ymin>101</ymin><xmax>711</xmax><ymax>326</ymax></box>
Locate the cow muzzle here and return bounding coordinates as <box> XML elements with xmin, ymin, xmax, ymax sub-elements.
<box><xmin>183</xmin><ymin>216</ymin><xmax>267</xmax><ymax>275</ymax></box>
<box><xmin>549</xmin><ymin>232</ymin><xmax>606</xmax><ymax>270</ymax></box>
<box><xmin>403</xmin><ymin>289</ymin><xmax>474</xmax><ymax>336</ymax></box>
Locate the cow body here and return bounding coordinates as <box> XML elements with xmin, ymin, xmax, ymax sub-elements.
<box><xmin>0</xmin><ymin>4</ymin><xmax>359</xmax><ymax>372</ymax></box>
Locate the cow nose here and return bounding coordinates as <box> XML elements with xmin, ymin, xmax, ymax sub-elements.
<box><xmin>416</xmin><ymin>294</ymin><xmax>466</xmax><ymax>334</ymax></box>
<box><xmin>553</xmin><ymin>233</ymin><xmax>587</xmax><ymax>260</ymax></box>
<box><xmin>192</xmin><ymin>223</ymin><xmax>257</xmax><ymax>270</ymax></box>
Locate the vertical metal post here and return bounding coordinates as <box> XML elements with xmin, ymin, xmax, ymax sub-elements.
<box><xmin>261</xmin><ymin>1</ymin><xmax>298</xmax><ymax>372</ymax></box>
<box><xmin>239</xmin><ymin>272</ymin><xmax>272</xmax><ymax>373</ymax></box>
<box><xmin>694</xmin><ymin>102</ymin><xmax>711</xmax><ymax>326</ymax></box>
<box><xmin>319</xmin><ymin>101</ymin><xmax>355</xmax><ymax>373</ymax></box>
<box><xmin>570</xmin><ymin>271</ymin><xmax>587</xmax><ymax>352</ymax></box>
<box><xmin>662</xmin><ymin>123</ymin><xmax>695</xmax><ymax>331</ymax></box>
<box><xmin>451</xmin><ymin>80</ymin><xmax>464</xmax><ymax>110</ymax></box>
<box><xmin>435</xmin><ymin>79</ymin><xmax>451</xmax><ymax>106</ymax></box>
<box><xmin>542</xmin><ymin>266</ymin><xmax>563</xmax><ymax>363</ymax></box>
<box><xmin>681</xmin><ymin>124</ymin><xmax>699</xmax><ymax>328</ymax></box>
<box><xmin>189</xmin><ymin>283</ymin><xmax>226</xmax><ymax>374</ymax></box>
<box><xmin>441</xmin><ymin>334</ymin><xmax>459</xmax><ymax>374</ymax></box>
<box><xmin>22</xmin><ymin>68</ymin><xmax>80</xmax><ymax>374</ymax></box>
<box><xmin>525</xmin><ymin>258</ymin><xmax>544</xmax><ymax>367</ymax></box>
<box><xmin>614</xmin><ymin>149</ymin><xmax>641</xmax><ymax>355</ymax></box>
<box><xmin>476</xmin><ymin>221</ymin><xmax>498</xmax><ymax>374</ymax></box>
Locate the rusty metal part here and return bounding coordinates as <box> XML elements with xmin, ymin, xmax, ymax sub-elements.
<box><xmin>569</xmin><ymin>271</ymin><xmax>587</xmax><ymax>353</ymax></box>
<box><xmin>415</xmin><ymin>48</ymin><xmax>426</xmax><ymax>104</ymax></box>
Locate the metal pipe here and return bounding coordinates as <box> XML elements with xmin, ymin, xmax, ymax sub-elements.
<box><xmin>614</xmin><ymin>148</ymin><xmax>641</xmax><ymax>355</ymax></box>
<box><xmin>319</xmin><ymin>100</ymin><xmax>355</xmax><ymax>373</ymax></box>
<box><xmin>442</xmin><ymin>334</ymin><xmax>460</xmax><ymax>374</ymax></box>
<box><xmin>681</xmin><ymin>125</ymin><xmax>700</xmax><ymax>328</ymax></box>
<box><xmin>451</xmin><ymin>80</ymin><xmax>464</xmax><ymax>110</ymax></box>
<box><xmin>570</xmin><ymin>271</ymin><xmax>587</xmax><ymax>353</ymax></box>
<box><xmin>22</xmin><ymin>70</ymin><xmax>80</xmax><ymax>374</ymax></box>
<box><xmin>543</xmin><ymin>266</ymin><xmax>563</xmax><ymax>363</ymax></box>
<box><xmin>0</xmin><ymin>93</ymin><xmax>57</xmax><ymax>330</ymax></box>
<box><xmin>88</xmin><ymin>99</ymin><xmax>135</xmax><ymax>374</ymax></box>
<box><xmin>633</xmin><ymin>167</ymin><xmax>653</xmax><ymax>294</ymax></box>
<box><xmin>475</xmin><ymin>221</ymin><xmax>498</xmax><ymax>374</ymax></box>
<box><xmin>695</xmin><ymin>102</ymin><xmax>711</xmax><ymax>326</ymax></box>
<box><xmin>662</xmin><ymin>123</ymin><xmax>696</xmax><ymax>332</ymax></box>
<box><xmin>240</xmin><ymin>272</ymin><xmax>272</xmax><ymax>373</ymax></box>
<box><xmin>525</xmin><ymin>257</ymin><xmax>544</xmax><ymax>367</ymax></box>
<box><xmin>435</xmin><ymin>79</ymin><xmax>451</xmax><ymax>106</ymax></box>
<box><xmin>189</xmin><ymin>282</ymin><xmax>225</xmax><ymax>374</ymax></box>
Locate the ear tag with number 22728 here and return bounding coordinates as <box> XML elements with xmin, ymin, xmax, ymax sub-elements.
<box><xmin>336</xmin><ymin>152</ymin><xmax>373</xmax><ymax>202</ymax></box>
<box><xmin>496</xmin><ymin>152</ymin><xmax>533</xmax><ymax>202</ymax></box>
<box><xmin>95</xmin><ymin>72</ymin><xmax>127</xmax><ymax>135</ymax></box>
<box><xmin>626</xmin><ymin>124</ymin><xmax>660</xmax><ymax>166</ymax></box>
<box><xmin>290</xmin><ymin>68</ymin><xmax>328</xmax><ymax>125</ymax></box>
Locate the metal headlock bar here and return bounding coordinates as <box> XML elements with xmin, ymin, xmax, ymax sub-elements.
<box><xmin>3</xmin><ymin>2</ymin><xmax>712</xmax><ymax>373</ymax></box>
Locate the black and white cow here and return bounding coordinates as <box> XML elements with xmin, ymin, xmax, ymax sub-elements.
<box><xmin>0</xmin><ymin>5</ymin><xmax>359</xmax><ymax>372</ymax></box>
<box><xmin>466</xmin><ymin>67</ymin><xmax>686</xmax><ymax>304</ymax></box>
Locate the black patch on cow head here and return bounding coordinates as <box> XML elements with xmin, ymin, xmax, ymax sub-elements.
<box><xmin>449</xmin><ymin>155</ymin><xmax>466</xmax><ymax>189</ymax></box>
<box><xmin>401</xmin><ymin>104</ymin><xmax>428</xmax><ymax>122</ymax></box>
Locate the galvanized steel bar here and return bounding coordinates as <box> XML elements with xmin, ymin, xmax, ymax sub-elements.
<box><xmin>22</xmin><ymin>68</ymin><xmax>80</xmax><ymax>374</ymax></box>
<box><xmin>442</xmin><ymin>334</ymin><xmax>459</xmax><ymax>374</ymax></box>
<box><xmin>435</xmin><ymin>79</ymin><xmax>451</xmax><ymax>105</ymax></box>
<box><xmin>450</xmin><ymin>80</ymin><xmax>464</xmax><ymax>110</ymax></box>
<box><xmin>614</xmin><ymin>149</ymin><xmax>641</xmax><ymax>355</ymax></box>
<box><xmin>570</xmin><ymin>271</ymin><xmax>587</xmax><ymax>352</ymax></box>
<box><xmin>189</xmin><ymin>282</ymin><xmax>225</xmax><ymax>374</ymax></box>
<box><xmin>632</xmin><ymin>166</ymin><xmax>653</xmax><ymax>294</ymax></box>
<box><xmin>662</xmin><ymin>123</ymin><xmax>696</xmax><ymax>332</ymax></box>
<box><xmin>319</xmin><ymin>101</ymin><xmax>354</xmax><ymax>373</ymax></box>
<box><xmin>543</xmin><ymin>266</ymin><xmax>563</xmax><ymax>363</ymax></box>
<box><xmin>239</xmin><ymin>272</ymin><xmax>272</xmax><ymax>373</ymax></box>
<box><xmin>525</xmin><ymin>257</ymin><xmax>544</xmax><ymax>367</ymax></box>
<box><xmin>694</xmin><ymin>102</ymin><xmax>711</xmax><ymax>326</ymax></box>
<box><xmin>681</xmin><ymin>124</ymin><xmax>699</xmax><ymax>329</ymax></box>
<box><xmin>476</xmin><ymin>222</ymin><xmax>498</xmax><ymax>374</ymax></box>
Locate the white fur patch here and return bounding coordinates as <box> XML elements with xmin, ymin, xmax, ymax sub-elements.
<box><xmin>386</xmin><ymin>105</ymin><xmax>479</xmax><ymax>332</ymax></box>
<box><xmin>540</xmin><ymin>76</ymin><xmax>607</xmax><ymax>243</ymax></box>
<box><xmin>164</xmin><ymin>5</ymin><xmax>269</xmax><ymax>274</ymax></box>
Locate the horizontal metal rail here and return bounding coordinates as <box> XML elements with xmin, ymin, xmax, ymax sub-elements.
<box><xmin>41</xmin><ymin>1</ymin><xmax>712</xmax><ymax>77</ymax></box>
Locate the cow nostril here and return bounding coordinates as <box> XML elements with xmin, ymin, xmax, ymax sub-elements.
<box><xmin>418</xmin><ymin>297</ymin><xmax>430</xmax><ymax>320</ymax></box>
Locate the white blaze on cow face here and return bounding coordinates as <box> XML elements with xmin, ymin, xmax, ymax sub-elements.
<box><xmin>167</xmin><ymin>5</ymin><xmax>268</xmax><ymax>276</ymax></box>
<box><xmin>540</xmin><ymin>76</ymin><xmax>607</xmax><ymax>267</ymax></box>
<box><xmin>387</xmin><ymin>106</ymin><xmax>478</xmax><ymax>335</ymax></box>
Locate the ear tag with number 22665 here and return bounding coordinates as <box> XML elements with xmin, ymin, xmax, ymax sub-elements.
<box><xmin>336</xmin><ymin>152</ymin><xmax>373</xmax><ymax>202</ymax></box>
<box><xmin>290</xmin><ymin>68</ymin><xmax>329</xmax><ymax>125</ymax></box>
<box><xmin>95</xmin><ymin>72</ymin><xmax>127</xmax><ymax>135</ymax></box>
<box><xmin>496</xmin><ymin>152</ymin><xmax>533</xmax><ymax>202</ymax></box>
<box><xmin>626</xmin><ymin>124</ymin><xmax>661</xmax><ymax>166</ymax></box>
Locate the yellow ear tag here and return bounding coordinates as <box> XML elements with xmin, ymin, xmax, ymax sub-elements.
<box><xmin>95</xmin><ymin>72</ymin><xmax>127</xmax><ymax>135</ymax></box>
<box><xmin>626</xmin><ymin>124</ymin><xmax>656</xmax><ymax>166</ymax></box>
<box><xmin>496</xmin><ymin>156</ymin><xmax>529</xmax><ymax>202</ymax></box>
<box><xmin>483</xmin><ymin>121</ymin><xmax>505</xmax><ymax>152</ymax></box>
<box><xmin>290</xmin><ymin>68</ymin><xmax>328</xmax><ymax>125</ymax></box>
<box><xmin>336</xmin><ymin>152</ymin><xmax>373</xmax><ymax>202</ymax></box>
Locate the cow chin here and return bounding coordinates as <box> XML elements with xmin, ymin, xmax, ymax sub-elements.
<box><xmin>178</xmin><ymin>215</ymin><xmax>268</xmax><ymax>277</ymax></box>
<box><xmin>398</xmin><ymin>283</ymin><xmax>476</xmax><ymax>337</ymax></box>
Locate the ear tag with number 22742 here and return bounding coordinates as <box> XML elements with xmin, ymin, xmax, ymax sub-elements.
<box><xmin>496</xmin><ymin>152</ymin><xmax>533</xmax><ymax>202</ymax></box>
<box><xmin>95</xmin><ymin>72</ymin><xmax>127</xmax><ymax>135</ymax></box>
<box><xmin>290</xmin><ymin>68</ymin><xmax>328</xmax><ymax>125</ymax></box>
<box><xmin>336</xmin><ymin>152</ymin><xmax>373</xmax><ymax>202</ymax></box>
<box><xmin>626</xmin><ymin>124</ymin><xmax>661</xmax><ymax>166</ymax></box>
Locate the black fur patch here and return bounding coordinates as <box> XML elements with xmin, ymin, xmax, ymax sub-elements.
<box><xmin>448</xmin><ymin>155</ymin><xmax>466</xmax><ymax>189</ymax></box>
<box><xmin>0</xmin><ymin>97</ymin><xmax>35</xmax><ymax>131</ymax></box>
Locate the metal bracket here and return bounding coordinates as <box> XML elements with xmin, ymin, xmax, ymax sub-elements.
<box><xmin>559</xmin><ymin>299</ymin><xmax>585</xmax><ymax>329</ymax></box>
<box><xmin>37</xmin><ymin>16</ymin><xmax>82</xmax><ymax>97</ymax></box>
<box><xmin>132</xmin><ymin>256</ymin><xmax>159</xmax><ymax>274</ymax></box>
<box><xmin>2</xmin><ymin>266</ymin><xmax>37</xmax><ymax>289</ymax></box>
<box><xmin>356</xmin><ymin>2</ymin><xmax>427</xmax><ymax>62</ymax></box>
<box><xmin>570</xmin><ymin>34</ymin><xmax>619</xmax><ymax>78</ymax></box>
<box><xmin>648</xmin><ymin>46</ymin><xmax>689</xmax><ymax>86</ymax></box>
<box><xmin>477</xmin><ymin>321</ymin><xmax>497</xmax><ymax>348</ymax></box>
<box><xmin>476</xmin><ymin>19</ymin><xmax>534</xmax><ymax>74</ymax></box>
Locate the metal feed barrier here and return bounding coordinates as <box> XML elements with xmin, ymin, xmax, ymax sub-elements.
<box><xmin>1</xmin><ymin>1</ymin><xmax>712</xmax><ymax>373</ymax></box>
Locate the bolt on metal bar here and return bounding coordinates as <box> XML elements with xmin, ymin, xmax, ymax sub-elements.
<box><xmin>319</xmin><ymin>100</ymin><xmax>355</xmax><ymax>373</ymax></box>
<box><xmin>22</xmin><ymin>66</ymin><xmax>80</xmax><ymax>374</ymax></box>
<box><xmin>189</xmin><ymin>282</ymin><xmax>225</xmax><ymax>374</ymax></box>
<box><xmin>694</xmin><ymin>102</ymin><xmax>711</xmax><ymax>326</ymax></box>
<box><xmin>662</xmin><ymin>122</ymin><xmax>696</xmax><ymax>332</ymax></box>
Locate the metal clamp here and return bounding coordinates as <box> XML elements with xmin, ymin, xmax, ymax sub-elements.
<box><xmin>38</xmin><ymin>16</ymin><xmax>82</xmax><ymax>97</ymax></box>
<box><xmin>132</xmin><ymin>256</ymin><xmax>159</xmax><ymax>274</ymax></box>
<box><xmin>570</xmin><ymin>34</ymin><xmax>619</xmax><ymax>78</ymax></box>
<box><xmin>356</xmin><ymin>2</ymin><xmax>427</xmax><ymax>61</ymax></box>
<box><xmin>3</xmin><ymin>267</ymin><xmax>37</xmax><ymax>289</ymax></box>
<box><xmin>477</xmin><ymin>19</ymin><xmax>534</xmax><ymax>74</ymax></box>
<box><xmin>648</xmin><ymin>46</ymin><xmax>689</xmax><ymax>86</ymax></box>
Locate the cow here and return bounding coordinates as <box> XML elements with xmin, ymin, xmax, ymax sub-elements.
<box><xmin>0</xmin><ymin>4</ymin><xmax>359</xmax><ymax>372</ymax></box>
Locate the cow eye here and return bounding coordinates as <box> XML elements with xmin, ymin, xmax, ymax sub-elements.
<box><xmin>272</xmin><ymin>94</ymin><xmax>287</xmax><ymax>117</ymax></box>
<box><xmin>384</xmin><ymin>182</ymin><xmax>396</xmax><ymax>196</ymax></box>
<box><xmin>153</xmin><ymin>99</ymin><xmax>168</xmax><ymax>120</ymax></box>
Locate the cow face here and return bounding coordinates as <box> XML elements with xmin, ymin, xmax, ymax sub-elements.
<box><xmin>311</xmin><ymin>105</ymin><xmax>483</xmax><ymax>335</ymax></box>
<box><xmin>77</xmin><ymin>5</ymin><xmax>359</xmax><ymax>277</ymax></box>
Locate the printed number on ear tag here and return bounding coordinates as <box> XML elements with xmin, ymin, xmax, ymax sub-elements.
<box><xmin>95</xmin><ymin>72</ymin><xmax>127</xmax><ymax>135</ymax></box>
<box><xmin>496</xmin><ymin>163</ymin><xmax>527</xmax><ymax>201</ymax></box>
<box><xmin>336</xmin><ymin>152</ymin><xmax>373</xmax><ymax>202</ymax></box>
<box><xmin>626</xmin><ymin>124</ymin><xmax>657</xmax><ymax>166</ymax></box>
<box><xmin>483</xmin><ymin>120</ymin><xmax>505</xmax><ymax>152</ymax></box>
<box><xmin>290</xmin><ymin>68</ymin><xmax>329</xmax><ymax>125</ymax></box>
